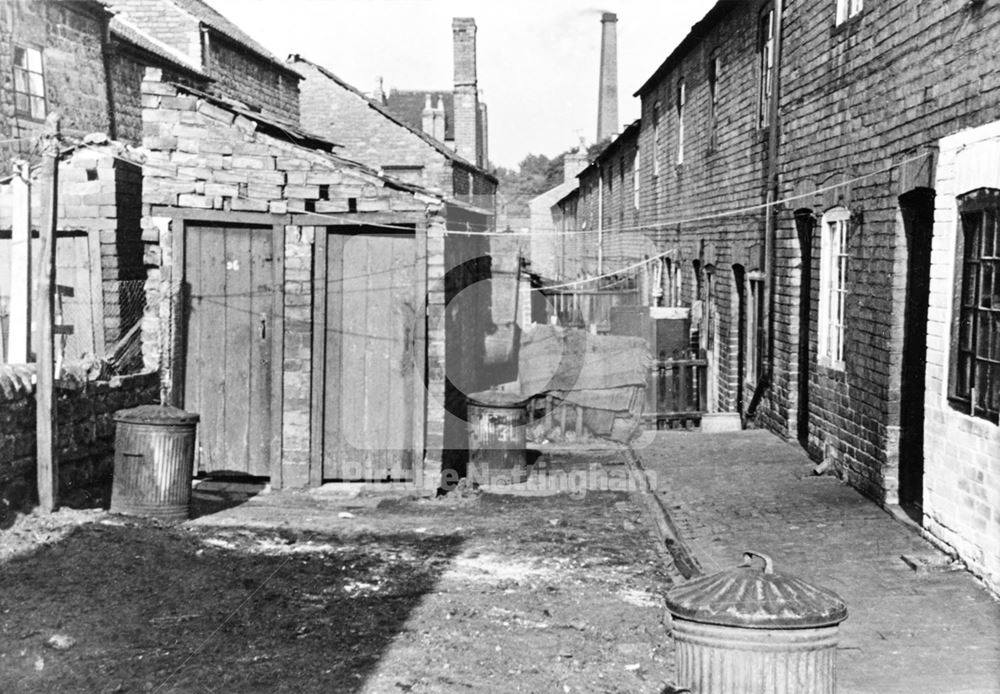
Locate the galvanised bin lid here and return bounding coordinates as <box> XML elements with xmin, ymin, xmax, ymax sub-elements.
<box><xmin>114</xmin><ymin>404</ymin><xmax>200</xmax><ymax>426</ymax></box>
<box><xmin>665</xmin><ymin>551</ymin><xmax>848</xmax><ymax>629</ymax></box>
<box><xmin>468</xmin><ymin>390</ymin><xmax>527</xmax><ymax>408</ymax></box>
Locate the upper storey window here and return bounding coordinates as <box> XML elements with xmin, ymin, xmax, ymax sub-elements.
<box><xmin>13</xmin><ymin>46</ymin><xmax>45</xmax><ymax>120</ymax></box>
<box><xmin>758</xmin><ymin>8</ymin><xmax>774</xmax><ymax>128</ymax></box>
<box><xmin>836</xmin><ymin>0</ymin><xmax>864</xmax><ymax>24</ymax></box>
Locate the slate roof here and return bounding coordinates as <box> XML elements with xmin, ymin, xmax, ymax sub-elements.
<box><xmin>383</xmin><ymin>90</ymin><xmax>455</xmax><ymax>142</ymax></box>
<box><xmin>288</xmin><ymin>56</ymin><xmax>495</xmax><ymax>181</ymax></box>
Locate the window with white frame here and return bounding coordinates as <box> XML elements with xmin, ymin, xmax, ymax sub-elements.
<box><xmin>836</xmin><ymin>0</ymin><xmax>863</xmax><ymax>25</ymax></box>
<box><xmin>676</xmin><ymin>79</ymin><xmax>685</xmax><ymax>165</ymax></box>
<box><xmin>13</xmin><ymin>46</ymin><xmax>45</xmax><ymax>120</ymax></box>
<box><xmin>951</xmin><ymin>188</ymin><xmax>1000</xmax><ymax>422</ymax></box>
<box><xmin>758</xmin><ymin>8</ymin><xmax>774</xmax><ymax>128</ymax></box>
<box><xmin>818</xmin><ymin>208</ymin><xmax>850</xmax><ymax>369</ymax></box>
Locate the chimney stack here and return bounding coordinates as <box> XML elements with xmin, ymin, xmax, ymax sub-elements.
<box><xmin>597</xmin><ymin>12</ymin><xmax>619</xmax><ymax>143</ymax></box>
<box><xmin>453</xmin><ymin>17</ymin><xmax>481</xmax><ymax>166</ymax></box>
<box><xmin>564</xmin><ymin>150</ymin><xmax>588</xmax><ymax>184</ymax></box>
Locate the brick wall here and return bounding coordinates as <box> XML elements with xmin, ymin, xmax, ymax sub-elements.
<box><xmin>0</xmin><ymin>145</ymin><xmax>147</xmax><ymax>358</ymax></box>
<box><xmin>452</xmin><ymin>18</ymin><xmax>479</xmax><ymax>166</ymax></box>
<box><xmin>140</xmin><ymin>72</ymin><xmax>447</xmax><ymax>487</ymax></box>
<box><xmin>0</xmin><ymin>0</ymin><xmax>110</xmax><ymax>161</ymax></box>
<box><xmin>294</xmin><ymin>60</ymin><xmax>453</xmax><ymax>194</ymax></box>
<box><xmin>107</xmin><ymin>39</ymin><xmax>209</xmax><ymax>145</ymax></box>
<box><xmin>631</xmin><ymin>1</ymin><xmax>768</xmax><ymax>415</ymax></box>
<box><xmin>106</xmin><ymin>0</ymin><xmax>202</xmax><ymax>63</ymax></box>
<box><xmin>0</xmin><ymin>365</ymin><xmax>158</xmax><ymax>517</ymax></box>
<box><xmin>922</xmin><ymin>120</ymin><xmax>1000</xmax><ymax>595</ymax></box>
<box><xmin>205</xmin><ymin>34</ymin><xmax>299</xmax><ymax>125</ymax></box>
<box><xmin>774</xmin><ymin>0</ymin><xmax>1000</xmax><ymax>503</ymax></box>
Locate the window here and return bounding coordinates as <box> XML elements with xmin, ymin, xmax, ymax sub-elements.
<box><xmin>652</xmin><ymin>101</ymin><xmax>662</xmax><ymax>176</ymax></box>
<box><xmin>13</xmin><ymin>46</ymin><xmax>45</xmax><ymax>120</ymax></box>
<box><xmin>676</xmin><ymin>79</ymin><xmax>686</xmax><ymax>165</ymax></box>
<box><xmin>818</xmin><ymin>208</ymin><xmax>850</xmax><ymax>369</ymax></box>
<box><xmin>708</xmin><ymin>54</ymin><xmax>721</xmax><ymax>151</ymax></box>
<box><xmin>758</xmin><ymin>8</ymin><xmax>774</xmax><ymax>128</ymax></box>
<box><xmin>836</xmin><ymin>0</ymin><xmax>863</xmax><ymax>24</ymax></box>
<box><xmin>951</xmin><ymin>188</ymin><xmax>1000</xmax><ymax>422</ymax></box>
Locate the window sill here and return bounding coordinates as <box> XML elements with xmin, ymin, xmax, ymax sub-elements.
<box><xmin>831</xmin><ymin>9</ymin><xmax>867</xmax><ymax>36</ymax></box>
<box><xmin>817</xmin><ymin>355</ymin><xmax>845</xmax><ymax>375</ymax></box>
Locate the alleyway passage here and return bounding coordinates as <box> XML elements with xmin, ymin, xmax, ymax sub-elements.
<box><xmin>636</xmin><ymin>430</ymin><xmax>1000</xmax><ymax>694</ymax></box>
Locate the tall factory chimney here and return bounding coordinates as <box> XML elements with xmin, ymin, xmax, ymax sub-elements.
<box><xmin>453</xmin><ymin>17</ymin><xmax>481</xmax><ymax>166</ymax></box>
<box><xmin>596</xmin><ymin>12</ymin><xmax>619</xmax><ymax>143</ymax></box>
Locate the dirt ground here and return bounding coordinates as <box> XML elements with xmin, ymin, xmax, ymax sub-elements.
<box><xmin>0</xmin><ymin>452</ymin><xmax>681</xmax><ymax>693</ymax></box>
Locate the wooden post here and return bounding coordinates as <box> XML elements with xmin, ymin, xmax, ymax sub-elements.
<box><xmin>36</xmin><ymin>114</ymin><xmax>60</xmax><ymax>513</ymax></box>
<box><xmin>8</xmin><ymin>161</ymin><xmax>31</xmax><ymax>363</ymax></box>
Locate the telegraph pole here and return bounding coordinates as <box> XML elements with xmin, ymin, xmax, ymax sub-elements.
<box><xmin>36</xmin><ymin>113</ymin><xmax>60</xmax><ymax>512</ymax></box>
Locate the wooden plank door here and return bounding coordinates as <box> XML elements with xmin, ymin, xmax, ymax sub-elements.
<box><xmin>322</xmin><ymin>231</ymin><xmax>418</xmax><ymax>480</ymax></box>
<box><xmin>183</xmin><ymin>225</ymin><xmax>273</xmax><ymax>476</ymax></box>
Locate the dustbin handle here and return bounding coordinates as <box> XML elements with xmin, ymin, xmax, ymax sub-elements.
<box><xmin>740</xmin><ymin>550</ymin><xmax>774</xmax><ymax>574</ymax></box>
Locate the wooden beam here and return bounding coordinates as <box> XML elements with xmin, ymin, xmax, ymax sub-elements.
<box><xmin>36</xmin><ymin>114</ymin><xmax>60</xmax><ymax>513</ymax></box>
<box><xmin>308</xmin><ymin>226</ymin><xmax>327</xmax><ymax>487</ymax></box>
<box><xmin>7</xmin><ymin>162</ymin><xmax>31</xmax><ymax>363</ymax></box>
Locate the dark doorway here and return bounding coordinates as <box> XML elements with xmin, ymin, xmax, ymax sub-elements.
<box><xmin>732</xmin><ymin>264</ymin><xmax>747</xmax><ymax>413</ymax></box>
<box><xmin>898</xmin><ymin>188</ymin><xmax>935</xmax><ymax>516</ymax></box>
<box><xmin>793</xmin><ymin>209</ymin><xmax>816</xmax><ymax>448</ymax></box>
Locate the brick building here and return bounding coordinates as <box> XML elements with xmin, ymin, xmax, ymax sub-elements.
<box><xmin>771</xmin><ymin>0</ymin><xmax>1000</xmax><ymax>592</ymax></box>
<box><xmin>379</xmin><ymin>18</ymin><xmax>490</xmax><ymax>171</ymax></box>
<box><xmin>289</xmin><ymin>55</ymin><xmax>497</xmax><ymax>203</ymax></box>
<box><xmin>107</xmin><ymin>0</ymin><xmax>301</xmax><ymax>124</ymax></box>
<box><xmin>609</xmin><ymin>0</ymin><xmax>1000</xmax><ymax>592</ymax></box>
<box><xmin>0</xmin><ymin>0</ymin><xmax>112</xmax><ymax>158</ymax></box>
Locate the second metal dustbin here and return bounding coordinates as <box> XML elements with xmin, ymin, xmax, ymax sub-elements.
<box><xmin>665</xmin><ymin>551</ymin><xmax>848</xmax><ymax>694</ymax></box>
<box><xmin>110</xmin><ymin>405</ymin><xmax>199</xmax><ymax>522</ymax></box>
<box><xmin>467</xmin><ymin>390</ymin><xmax>528</xmax><ymax>485</ymax></box>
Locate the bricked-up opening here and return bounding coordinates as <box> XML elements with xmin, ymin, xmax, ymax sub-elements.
<box><xmin>950</xmin><ymin>188</ymin><xmax>1000</xmax><ymax>424</ymax></box>
<box><xmin>898</xmin><ymin>187</ymin><xmax>935</xmax><ymax>514</ymax></box>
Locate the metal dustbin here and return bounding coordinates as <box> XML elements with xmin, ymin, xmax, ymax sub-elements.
<box><xmin>665</xmin><ymin>551</ymin><xmax>848</xmax><ymax>694</ymax></box>
<box><xmin>467</xmin><ymin>390</ymin><xmax>528</xmax><ymax>485</ymax></box>
<box><xmin>110</xmin><ymin>405</ymin><xmax>199</xmax><ymax>522</ymax></box>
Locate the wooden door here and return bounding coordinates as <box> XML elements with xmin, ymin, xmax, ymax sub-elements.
<box><xmin>321</xmin><ymin>231</ymin><xmax>418</xmax><ymax>480</ymax></box>
<box><xmin>183</xmin><ymin>225</ymin><xmax>273</xmax><ymax>476</ymax></box>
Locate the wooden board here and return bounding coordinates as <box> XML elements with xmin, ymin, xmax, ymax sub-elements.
<box><xmin>322</xmin><ymin>229</ymin><xmax>417</xmax><ymax>480</ymax></box>
<box><xmin>183</xmin><ymin>224</ymin><xmax>273</xmax><ymax>476</ymax></box>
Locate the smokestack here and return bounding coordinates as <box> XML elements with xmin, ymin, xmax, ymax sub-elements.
<box><xmin>453</xmin><ymin>17</ymin><xmax>480</xmax><ymax>165</ymax></box>
<box><xmin>597</xmin><ymin>12</ymin><xmax>619</xmax><ymax>143</ymax></box>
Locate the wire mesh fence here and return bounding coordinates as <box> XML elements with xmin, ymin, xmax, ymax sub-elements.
<box><xmin>0</xmin><ymin>279</ymin><xmax>148</xmax><ymax>375</ymax></box>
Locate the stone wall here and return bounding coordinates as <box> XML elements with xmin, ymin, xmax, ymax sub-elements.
<box><xmin>923</xmin><ymin>120</ymin><xmax>1000</xmax><ymax>595</ymax></box>
<box><xmin>0</xmin><ymin>365</ymin><xmax>158</xmax><ymax>520</ymax></box>
<box><xmin>0</xmin><ymin>0</ymin><xmax>110</xmax><ymax>161</ymax></box>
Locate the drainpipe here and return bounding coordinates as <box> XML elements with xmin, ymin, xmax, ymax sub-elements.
<box><xmin>762</xmin><ymin>0</ymin><xmax>784</xmax><ymax>394</ymax></box>
<box><xmin>598</xmin><ymin>165</ymin><xmax>604</xmax><ymax>276</ymax></box>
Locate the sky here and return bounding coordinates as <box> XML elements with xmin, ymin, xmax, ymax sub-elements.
<box><xmin>207</xmin><ymin>0</ymin><xmax>717</xmax><ymax>169</ymax></box>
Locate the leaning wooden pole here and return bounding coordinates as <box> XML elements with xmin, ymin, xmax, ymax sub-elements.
<box><xmin>36</xmin><ymin>113</ymin><xmax>61</xmax><ymax>513</ymax></box>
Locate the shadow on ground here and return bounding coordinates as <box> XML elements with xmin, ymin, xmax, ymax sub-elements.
<box><xmin>0</xmin><ymin>520</ymin><xmax>463</xmax><ymax>693</ymax></box>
